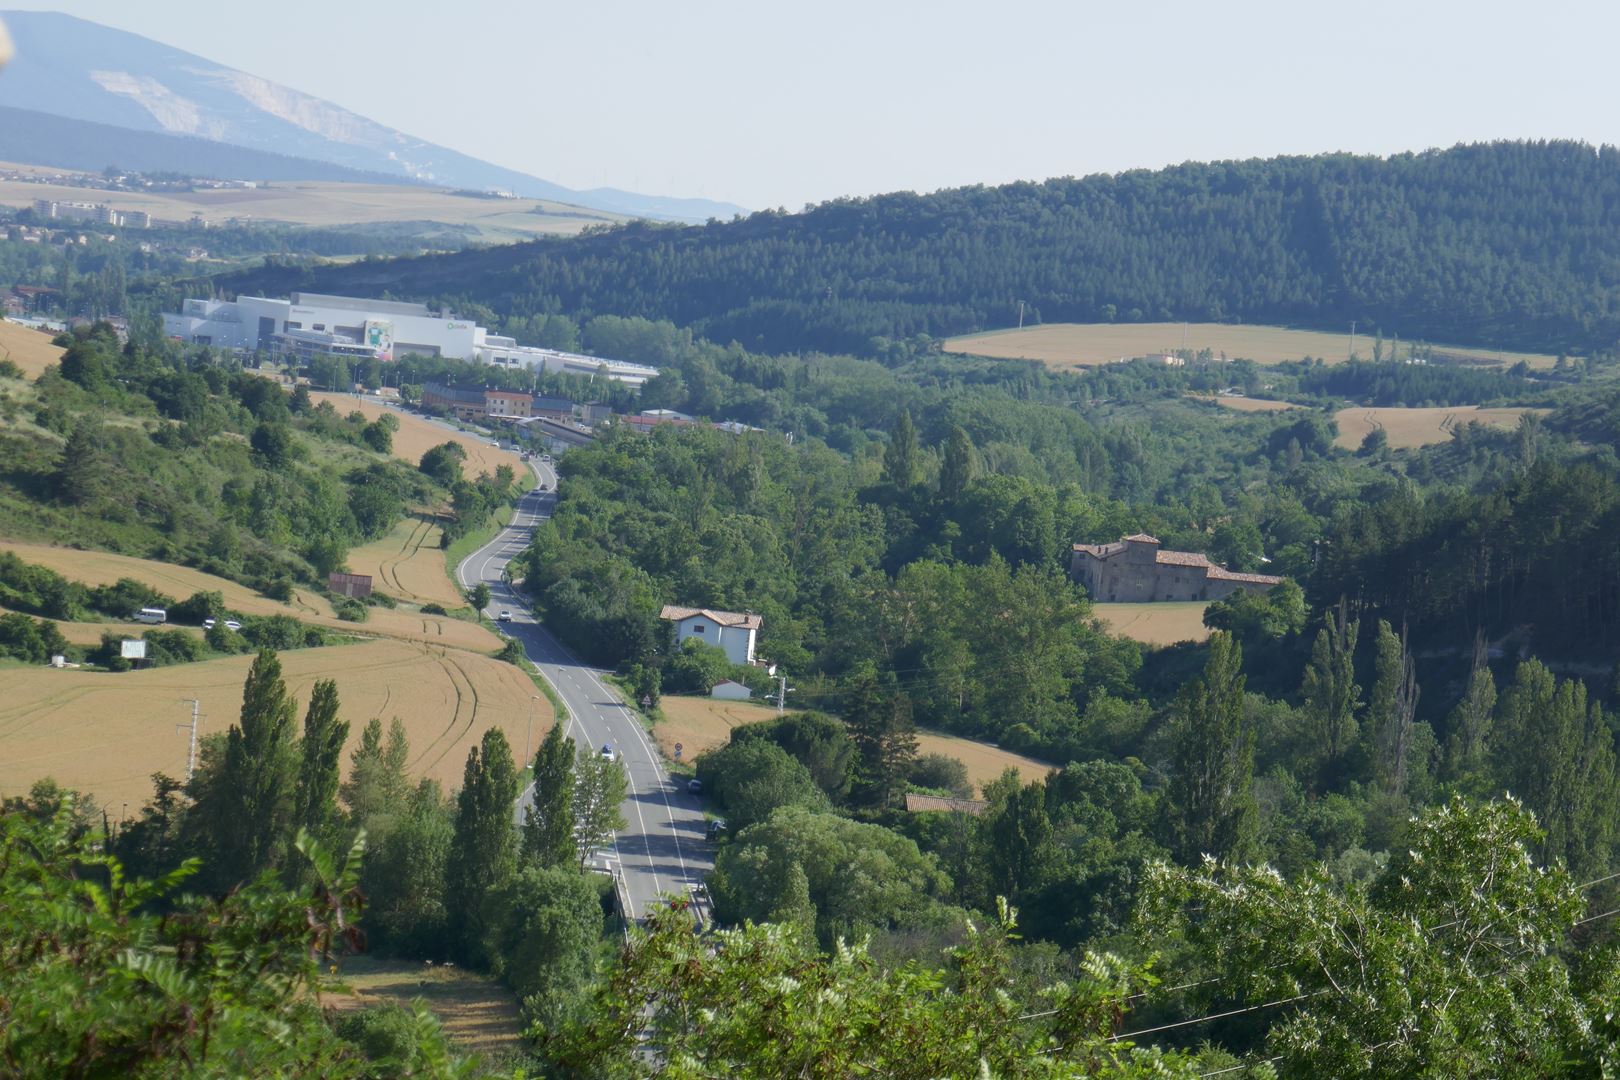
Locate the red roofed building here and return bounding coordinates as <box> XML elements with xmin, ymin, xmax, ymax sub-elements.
<box><xmin>660</xmin><ymin>605</ymin><xmax>762</xmax><ymax>666</ymax></box>
<box><xmin>1071</xmin><ymin>534</ymin><xmax>1283</xmax><ymax>603</ymax></box>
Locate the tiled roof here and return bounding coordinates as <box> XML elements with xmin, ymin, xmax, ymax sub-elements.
<box><xmin>904</xmin><ymin>794</ymin><xmax>988</xmax><ymax>815</ymax></box>
<box><xmin>1155</xmin><ymin>550</ymin><xmax>1212</xmax><ymax>568</ymax></box>
<box><xmin>660</xmin><ymin>605</ymin><xmax>763</xmax><ymax>630</ymax></box>
<box><xmin>1207</xmin><ymin>568</ymin><xmax>1285</xmax><ymax>585</ymax></box>
<box><xmin>1073</xmin><ymin>541</ymin><xmax>1126</xmax><ymax>558</ymax></box>
<box><xmin>1073</xmin><ymin>534</ymin><xmax>1284</xmax><ymax>586</ymax></box>
<box><xmin>1123</xmin><ymin>533</ymin><xmax>1161</xmax><ymax>544</ymax></box>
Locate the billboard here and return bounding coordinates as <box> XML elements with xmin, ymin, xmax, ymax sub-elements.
<box><xmin>120</xmin><ymin>639</ymin><xmax>147</xmax><ymax>660</ymax></box>
<box><xmin>364</xmin><ymin>319</ymin><xmax>394</xmax><ymax>361</ymax></box>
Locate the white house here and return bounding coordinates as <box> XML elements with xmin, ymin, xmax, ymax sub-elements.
<box><xmin>710</xmin><ymin>679</ymin><xmax>752</xmax><ymax>700</ymax></box>
<box><xmin>660</xmin><ymin>605</ymin><xmax>761</xmax><ymax>667</ymax></box>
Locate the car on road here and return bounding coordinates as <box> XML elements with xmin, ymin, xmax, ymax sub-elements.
<box><xmin>601</xmin><ymin>744</ymin><xmax>617</xmax><ymax>762</ymax></box>
<box><xmin>688</xmin><ymin>778</ymin><xmax>703</xmax><ymax>795</ymax></box>
<box><xmin>202</xmin><ymin>618</ymin><xmax>242</xmax><ymax>631</ymax></box>
<box><xmin>497</xmin><ymin>610</ymin><xmax>512</xmax><ymax>622</ymax></box>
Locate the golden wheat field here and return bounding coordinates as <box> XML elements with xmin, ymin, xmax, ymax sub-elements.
<box><xmin>0</xmin><ymin>639</ymin><xmax>554</xmax><ymax>811</ymax></box>
<box><xmin>345</xmin><ymin>513</ymin><xmax>465</xmax><ymax>608</ymax></box>
<box><xmin>0</xmin><ymin>318</ymin><xmax>64</xmax><ymax>378</ymax></box>
<box><xmin>308</xmin><ymin>393</ymin><xmax>525</xmax><ymax>479</ymax></box>
<box><xmin>652</xmin><ymin>695</ymin><xmax>1052</xmax><ymax>794</ymax></box>
<box><xmin>944</xmin><ymin>323</ymin><xmax>1558</xmax><ymax>371</ymax></box>
<box><xmin>1091</xmin><ymin>601</ymin><xmax>1212</xmax><ymax>645</ymax></box>
<box><xmin>1331</xmin><ymin>406</ymin><xmax>1547</xmax><ymax>450</ymax></box>
<box><xmin>0</xmin><ymin>541</ymin><xmax>503</xmax><ymax>652</ymax></box>
<box><xmin>1189</xmin><ymin>394</ymin><xmax>1301</xmax><ymax>413</ymax></box>
<box><xmin>323</xmin><ymin>956</ymin><xmax>523</xmax><ymax>1055</ymax></box>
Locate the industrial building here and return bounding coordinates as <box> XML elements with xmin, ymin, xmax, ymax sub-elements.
<box><xmin>161</xmin><ymin>291</ymin><xmax>659</xmax><ymax>387</ymax></box>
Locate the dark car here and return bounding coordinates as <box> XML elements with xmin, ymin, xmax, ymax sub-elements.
<box><xmin>687</xmin><ymin>778</ymin><xmax>703</xmax><ymax>795</ymax></box>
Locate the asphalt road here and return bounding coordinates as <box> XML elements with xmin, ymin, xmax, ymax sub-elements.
<box><xmin>454</xmin><ymin>455</ymin><xmax>712</xmax><ymax>921</ymax></box>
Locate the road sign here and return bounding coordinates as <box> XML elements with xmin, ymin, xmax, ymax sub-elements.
<box><xmin>641</xmin><ymin>694</ymin><xmax>652</xmax><ymax>708</ymax></box>
<box><xmin>674</xmin><ymin>742</ymin><xmax>683</xmax><ymax>760</ymax></box>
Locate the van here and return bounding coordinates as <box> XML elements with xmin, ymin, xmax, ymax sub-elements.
<box><xmin>134</xmin><ymin>607</ymin><xmax>167</xmax><ymax>625</ymax></box>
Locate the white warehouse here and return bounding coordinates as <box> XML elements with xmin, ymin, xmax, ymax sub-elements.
<box><xmin>161</xmin><ymin>292</ymin><xmax>659</xmax><ymax>387</ymax></box>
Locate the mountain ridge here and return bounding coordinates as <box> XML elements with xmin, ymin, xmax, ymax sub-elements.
<box><xmin>0</xmin><ymin>10</ymin><xmax>746</xmax><ymax>223</ymax></box>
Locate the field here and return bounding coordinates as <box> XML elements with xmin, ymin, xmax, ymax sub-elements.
<box><xmin>0</xmin><ymin>318</ymin><xmax>64</xmax><ymax>377</ymax></box>
<box><xmin>0</xmin><ymin>639</ymin><xmax>553</xmax><ymax>811</ymax></box>
<box><xmin>309</xmin><ymin>393</ymin><xmax>525</xmax><ymax>479</ymax></box>
<box><xmin>0</xmin><ymin>172</ymin><xmax>628</xmax><ymax>241</ymax></box>
<box><xmin>322</xmin><ymin>955</ymin><xmax>523</xmax><ymax>1056</ymax></box>
<box><xmin>944</xmin><ymin>322</ymin><xmax>1559</xmax><ymax>371</ymax></box>
<box><xmin>0</xmin><ymin>540</ymin><xmax>503</xmax><ymax>653</ymax></box>
<box><xmin>1092</xmin><ymin>602</ymin><xmax>1212</xmax><ymax>645</ymax></box>
<box><xmin>1189</xmin><ymin>394</ymin><xmax>1300</xmax><ymax>413</ymax></box>
<box><xmin>652</xmin><ymin>695</ymin><xmax>1053</xmax><ymax>794</ymax></box>
<box><xmin>1332</xmin><ymin>405</ymin><xmax>1547</xmax><ymax>450</ymax></box>
<box><xmin>345</xmin><ymin>513</ymin><xmax>465</xmax><ymax>608</ymax></box>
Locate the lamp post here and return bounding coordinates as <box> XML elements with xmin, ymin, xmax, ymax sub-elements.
<box><xmin>527</xmin><ymin>694</ymin><xmax>539</xmax><ymax>765</ymax></box>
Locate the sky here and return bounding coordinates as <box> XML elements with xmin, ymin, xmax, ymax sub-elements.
<box><xmin>5</xmin><ymin>0</ymin><xmax>1619</xmax><ymax>209</ymax></box>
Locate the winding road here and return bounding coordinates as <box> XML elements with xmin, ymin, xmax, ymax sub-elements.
<box><xmin>454</xmin><ymin>455</ymin><xmax>712</xmax><ymax>921</ymax></box>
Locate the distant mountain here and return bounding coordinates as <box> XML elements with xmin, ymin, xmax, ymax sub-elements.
<box><xmin>0</xmin><ymin>105</ymin><xmax>404</xmax><ymax>183</ymax></box>
<box><xmin>0</xmin><ymin>11</ymin><xmax>747</xmax><ymax>223</ymax></box>
<box><xmin>219</xmin><ymin>141</ymin><xmax>1620</xmax><ymax>357</ymax></box>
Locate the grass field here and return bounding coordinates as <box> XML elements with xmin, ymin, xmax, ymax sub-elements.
<box><xmin>346</xmin><ymin>513</ymin><xmax>465</xmax><ymax>608</ymax></box>
<box><xmin>0</xmin><ymin>639</ymin><xmax>554</xmax><ymax>811</ymax></box>
<box><xmin>653</xmin><ymin>695</ymin><xmax>1052</xmax><ymax>794</ymax></box>
<box><xmin>309</xmin><ymin>393</ymin><xmax>525</xmax><ymax>479</ymax></box>
<box><xmin>0</xmin><ymin>540</ymin><xmax>503</xmax><ymax>653</ymax></box>
<box><xmin>1332</xmin><ymin>405</ymin><xmax>1547</xmax><ymax>450</ymax></box>
<box><xmin>944</xmin><ymin>323</ymin><xmax>1559</xmax><ymax>371</ymax></box>
<box><xmin>0</xmin><ymin>318</ymin><xmax>64</xmax><ymax>378</ymax></box>
<box><xmin>1092</xmin><ymin>602</ymin><xmax>1212</xmax><ymax>645</ymax></box>
<box><xmin>322</xmin><ymin>955</ymin><xmax>523</xmax><ymax>1057</ymax></box>
<box><xmin>0</xmin><ymin>173</ymin><xmax>628</xmax><ymax>241</ymax></box>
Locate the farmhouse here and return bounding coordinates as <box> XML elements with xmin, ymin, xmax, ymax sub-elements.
<box><xmin>1071</xmin><ymin>533</ymin><xmax>1282</xmax><ymax>603</ymax></box>
<box><xmin>661</xmin><ymin>605</ymin><xmax>761</xmax><ymax>667</ymax></box>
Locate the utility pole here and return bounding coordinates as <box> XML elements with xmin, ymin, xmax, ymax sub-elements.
<box><xmin>177</xmin><ymin>699</ymin><xmax>201</xmax><ymax>784</ymax></box>
<box><xmin>527</xmin><ymin>694</ymin><xmax>539</xmax><ymax>765</ymax></box>
<box><xmin>1017</xmin><ymin>300</ymin><xmax>1026</xmax><ymax>330</ymax></box>
<box><xmin>1349</xmin><ymin>320</ymin><xmax>1357</xmax><ymax>361</ymax></box>
<box><xmin>775</xmin><ymin>673</ymin><xmax>792</xmax><ymax>713</ymax></box>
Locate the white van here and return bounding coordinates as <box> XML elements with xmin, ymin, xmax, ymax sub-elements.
<box><xmin>134</xmin><ymin>607</ymin><xmax>167</xmax><ymax>625</ymax></box>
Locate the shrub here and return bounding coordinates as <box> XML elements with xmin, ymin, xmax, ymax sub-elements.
<box><xmin>336</xmin><ymin>599</ymin><xmax>368</xmax><ymax>623</ymax></box>
<box><xmin>421</xmin><ymin>603</ymin><xmax>448</xmax><ymax>616</ymax></box>
<box><xmin>909</xmin><ymin>753</ymin><xmax>973</xmax><ymax>798</ymax></box>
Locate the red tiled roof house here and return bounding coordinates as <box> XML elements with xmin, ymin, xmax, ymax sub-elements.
<box><xmin>1070</xmin><ymin>534</ymin><xmax>1282</xmax><ymax>603</ymax></box>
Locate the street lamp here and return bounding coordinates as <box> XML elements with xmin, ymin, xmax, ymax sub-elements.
<box><xmin>527</xmin><ymin>694</ymin><xmax>539</xmax><ymax>765</ymax></box>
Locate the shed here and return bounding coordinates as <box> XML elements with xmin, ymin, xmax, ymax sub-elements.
<box><xmin>710</xmin><ymin>679</ymin><xmax>752</xmax><ymax>701</ymax></box>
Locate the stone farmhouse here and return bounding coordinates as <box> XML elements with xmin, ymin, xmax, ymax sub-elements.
<box><xmin>1071</xmin><ymin>534</ymin><xmax>1283</xmax><ymax>603</ymax></box>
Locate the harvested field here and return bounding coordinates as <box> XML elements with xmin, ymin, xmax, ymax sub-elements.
<box><xmin>0</xmin><ymin>541</ymin><xmax>502</xmax><ymax>652</ymax></box>
<box><xmin>653</xmin><ymin>695</ymin><xmax>1052</xmax><ymax>795</ymax></box>
<box><xmin>0</xmin><ymin>639</ymin><xmax>553</xmax><ymax>811</ymax></box>
<box><xmin>309</xmin><ymin>393</ymin><xmax>525</xmax><ymax>479</ymax></box>
<box><xmin>1332</xmin><ymin>405</ymin><xmax>1547</xmax><ymax>450</ymax></box>
<box><xmin>0</xmin><ymin>175</ymin><xmax>626</xmax><ymax>241</ymax></box>
<box><xmin>1092</xmin><ymin>602</ymin><xmax>1212</xmax><ymax>645</ymax></box>
<box><xmin>1190</xmin><ymin>394</ymin><xmax>1301</xmax><ymax>412</ymax></box>
<box><xmin>944</xmin><ymin>322</ymin><xmax>1558</xmax><ymax>371</ymax></box>
<box><xmin>346</xmin><ymin>513</ymin><xmax>465</xmax><ymax>608</ymax></box>
<box><xmin>0</xmin><ymin>318</ymin><xmax>64</xmax><ymax>378</ymax></box>
<box><xmin>323</xmin><ymin>955</ymin><xmax>524</xmax><ymax>1056</ymax></box>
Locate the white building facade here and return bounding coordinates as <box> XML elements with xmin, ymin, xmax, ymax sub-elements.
<box><xmin>660</xmin><ymin>605</ymin><xmax>761</xmax><ymax>667</ymax></box>
<box><xmin>162</xmin><ymin>291</ymin><xmax>660</xmax><ymax>387</ymax></box>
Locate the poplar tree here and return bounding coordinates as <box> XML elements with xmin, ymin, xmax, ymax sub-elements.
<box><xmin>214</xmin><ymin>649</ymin><xmax>298</xmax><ymax>886</ymax></box>
<box><xmin>291</xmin><ymin>679</ymin><xmax>348</xmax><ymax>840</ymax></box>
<box><xmin>937</xmin><ymin>425</ymin><xmax>976</xmax><ymax>503</ymax></box>
<box><xmin>522</xmin><ymin>722</ymin><xmax>577</xmax><ymax>868</ymax></box>
<box><xmin>445</xmin><ymin>727</ymin><xmax>521</xmax><ymax>963</ymax></box>
<box><xmin>1443</xmin><ymin>634</ymin><xmax>1497</xmax><ymax>788</ymax></box>
<box><xmin>1368</xmin><ymin>621</ymin><xmax>1421</xmax><ymax>796</ymax></box>
<box><xmin>882</xmin><ymin>409</ymin><xmax>919</xmax><ymax>489</ymax></box>
<box><xmin>1168</xmin><ymin>631</ymin><xmax>1257</xmax><ymax>864</ymax></box>
<box><xmin>1301</xmin><ymin>599</ymin><xmax>1361</xmax><ymax>779</ymax></box>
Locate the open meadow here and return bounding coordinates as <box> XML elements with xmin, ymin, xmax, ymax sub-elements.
<box><xmin>0</xmin><ymin>171</ymin><xmax>627</xmax><ymax>240</ymax></box>
<box><xmin>345</xmin><ymin>513</ymin><xmax>466</xmax><ymax>608</ymax></box>
<box><xmin>322</xmin><ymin>955</ymin><xmax>524</xmax><ymax>1057</ymax></box>
<box><xmin>309</xmin><ymin>393</ymin><xmax>525</xmax><ymax>479</ymax></box>
<box><xmin>0</xmin><ymin>540</ymin><xmax>503</xmax><ymax>652</ymax></box>
<box><xmin>0</xmin><ymin>318</ymin><xmax>64</xmax><ymax>378</ymax></box>
<box><xmin>1091</xmin><ymin>601</ymin><xmax>1212</xmax><ymax>645</ymax></box>
<box><xmin>0</xmin><ymin>639</ymin><xmax>553</xmax><ymax>812</ymax></box>
<box><xmin>653</xmin><ymin>694</ymin><xmax>1053</xmax><ymax>794</ymax></box>
<box><xmin>945</xmin><ymin>322</ymin><xmax>1558</xmax><ymax>371</ymax></box>
<box><xmin>1332</xmin><ymin>405</ymin><xmax>1547</xmax><ymax>450</ymax></box>
<box><xmin>1189</xmin><ymin>394</ymin><xmax>1301</xmax><ymax>412</ymax></box>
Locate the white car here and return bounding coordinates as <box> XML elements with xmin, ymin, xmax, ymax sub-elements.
<box><xmin>202</xmin><ymin>618</ymin><xmax>243</xmax><ymax>631</ymax></box>
<box><xmin>497</xmin><ymin>610</ymin><xmax>512</xmax><ymax>622</ymax></box>
<box><xmin>601</xmin><ymin>744</ymin><xmax>617</xmax><ymax>763</ymax></box>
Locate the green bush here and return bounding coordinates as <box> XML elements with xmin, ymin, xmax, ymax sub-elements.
<box><xmin>421</xmin><ymin>603</ymin><xmax>448</xmax><ymax>616</ymax></box>
<box><xmin>336</xmin><ymin>599</ymin><xmax>368</xmax><ymax>623</ymax></box>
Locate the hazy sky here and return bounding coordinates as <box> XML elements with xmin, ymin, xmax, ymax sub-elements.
<box><xmin>7</xmin><ymin>0</ymin><xmax>1619</xmax><ymax>208</ymax></box>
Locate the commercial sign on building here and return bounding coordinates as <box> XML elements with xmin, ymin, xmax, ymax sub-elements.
<box><xmin>364</xmin><ymin>319</ymin><xmax>394</xmax><ymax>360</ymax></box>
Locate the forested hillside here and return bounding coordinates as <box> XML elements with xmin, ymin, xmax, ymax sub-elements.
<box><xmin>219</xmin><ymin>140</ymin><xmax>1620</xmax><ymax>356</ymax></box>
